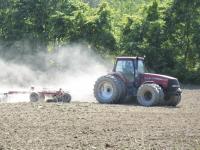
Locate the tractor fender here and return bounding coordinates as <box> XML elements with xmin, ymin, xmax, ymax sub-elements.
<box><xmin>142</xmin><ymin>81</ymin><xmax>164</xmax><ymax>91</ymax></box>
<box><xmin>109</xmin><ymin>72</ymin><xmax>127</xmax><ymax>83</ymax></box>
<box><xmin>143</xmin><ymin>81</ymin><xmax>155</xmax><ymax>84</ymax></box>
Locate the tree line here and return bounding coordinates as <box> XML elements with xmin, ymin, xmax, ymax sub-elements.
<box><xmin>0</xmin><ymin>0</ymin><xmax>200</xmax><ymax>84</ymax></box>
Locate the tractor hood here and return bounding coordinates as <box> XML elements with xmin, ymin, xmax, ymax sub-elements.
<box><xmin>142</xmin><ymin>73</ymin><xmax>178</xmax><ymax>88</ymax></box>
<box><xmin>143</xmin><ymin>73</ymin><xmax>176</xmax><ymax>80</ymax></box>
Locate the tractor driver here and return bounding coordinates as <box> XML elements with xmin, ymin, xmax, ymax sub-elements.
<box><xmin>123</xmin><ymin>61</ymin><xmax>135</xmax><ymax>82</ymax></box>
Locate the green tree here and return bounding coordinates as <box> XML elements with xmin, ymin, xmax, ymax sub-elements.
<box><xmin>49</xmin><ymin>2</ymin><xmax>116</xmax><ymax>52</ymax></box>
<box><xmin>120</xmin><ymin>1</ymin><xmax>167</xmax><ymax>71</ymax></box>
<box><xmin>163</xmin><ymin>0</ymin><xmax>200</xmax><ymax>82</ymax></box>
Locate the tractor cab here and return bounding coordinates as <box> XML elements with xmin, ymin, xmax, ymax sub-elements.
<box><xmin>113</xmin><ymin>57</ymin><xmax>145</xmax><ymax>82</ymax></box>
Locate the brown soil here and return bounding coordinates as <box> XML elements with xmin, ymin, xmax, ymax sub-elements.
<box><xmin>0</xmin><ymin>87</ymin><xmax>200</xmax><ymax>150</ymax></box>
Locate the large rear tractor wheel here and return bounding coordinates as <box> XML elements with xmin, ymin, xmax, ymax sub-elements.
<box><xmin>137</xmin><ymin>84</ymin><xmax>163</xmax><ymax>107</ymax></box>
<box><xmin>94</xmin><ymin>75</ymin><xmax>125</xmax><ymax>104</ymax></box>
<box><xmin>115</xmin><ymin>76</ymin><xmax>127</xmax><ymax>103</ymax></box>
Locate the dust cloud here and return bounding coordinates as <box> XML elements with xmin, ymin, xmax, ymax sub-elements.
<box><xmin>0</xmin><ymin>44</ymin><xmax>112</xmax><ymax>103</ymax></box>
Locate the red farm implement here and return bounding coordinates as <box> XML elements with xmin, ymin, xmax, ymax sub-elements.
<box><xmin>0</xmin><ymin>87</ymin><xmax>71</xmax><ymax>103</ymax></box>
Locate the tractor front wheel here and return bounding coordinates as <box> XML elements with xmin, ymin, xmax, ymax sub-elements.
<box><xmin>137</xmin><ymin>84</ymin><xmax>163</xmax><ymax>106</ymax></box>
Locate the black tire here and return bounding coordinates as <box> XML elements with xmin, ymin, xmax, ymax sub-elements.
<box><xmin>154</xmin><ymin>84</ymin><xmax>164</xmax><ymax>105</ymax></box>
<box><xmin>115</xmin><ymin>76</ymin><xmax>127</xmax><ymax>103</ymax></box>
<box><xmin>46</xmin><ymin>94</ymin><xmax>71</xmax><ymax>103</ymax></box>
<box><xmin>94</xmin><ymin>75</ymin><xmax>124</xmax><ymax>104</ymax></box>
<box><xmin>165</xmin><ymin>95</ymin><xmax>181</xmax><ymax>106</ymax></box>
<box><xmin>30</xmin><ymin>92</ymin><xmax>39</xmax><ymax>102</ymax></box>
<box><xmin>137</xmin><ymin>84</ymin><xmax>163</xmax><ymax>106</ymax></box>
<box><xmin>60</xmin><ymin>93</ymin><xmax>71</xmax><ymax>103</ymax></box>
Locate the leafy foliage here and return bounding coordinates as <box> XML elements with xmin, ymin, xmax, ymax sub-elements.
<box><xmin>0</xmin><ymin>0</ymin><xmax>200</xmax><ymax>83</ymax></box>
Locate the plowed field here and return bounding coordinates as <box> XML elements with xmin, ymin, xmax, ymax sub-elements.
<box><xmin>0</xmin><ymin>86</ymin><xmax>200</xmax><ymax>149</ymax></box>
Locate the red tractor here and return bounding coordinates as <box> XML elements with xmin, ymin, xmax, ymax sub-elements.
<box><xmin>94</xmin><ymin>57</ymin><xmax>182</xmax><ymax>106</ymax></box>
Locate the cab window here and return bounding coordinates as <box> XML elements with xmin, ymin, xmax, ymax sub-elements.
<box><xmin>138</xmin><ymin>60</ymin><xmax>145</xmax><ymax>74</ymax></box>
<box><xmin>115</xmin><ymin>60</ymin><xmax>135</xmax><ymax>82</ymax></box>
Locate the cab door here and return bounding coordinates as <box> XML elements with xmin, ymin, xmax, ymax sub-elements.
<box><xmin>115</xmin><ymin>59</ymin><xmax>135</xmax><ymax>83</ymax></box>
